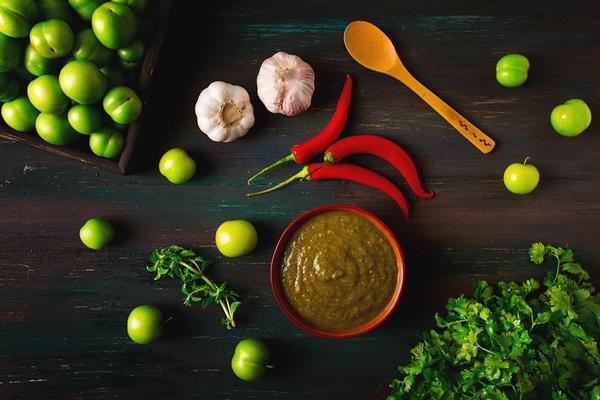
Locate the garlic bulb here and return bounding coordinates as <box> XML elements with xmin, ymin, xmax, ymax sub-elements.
<box><xmin>195</xmin><ymin>81</ymin><xmax>255</xmax><ymax>142</ymax></box>
<box><xmin>257</xmin><ymin>51</ymin><xmax>315</xmax><ymax>116</ymax></box>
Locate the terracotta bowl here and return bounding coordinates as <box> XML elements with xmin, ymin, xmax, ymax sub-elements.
<box><xmin>271</xmin><ymin>204</ymin><xmax>405</xmax><ymax>339</ymax></box>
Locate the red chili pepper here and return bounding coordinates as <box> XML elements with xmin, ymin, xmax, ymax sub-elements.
<box><xmin>323</xmin><ymin>134</ymin><xmax>434</xmax><ymax>199</ymax></box>
<box><xmin>247</xmin><ymin>162</ymin><xmax>409</xmax><ymax>218</ymax></box>
<box><xmin>247</xmin><ymin>75</ymin><xmax>353</xmax><ymax>184</ymax></box>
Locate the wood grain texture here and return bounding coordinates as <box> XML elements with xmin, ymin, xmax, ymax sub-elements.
<box><xmin>1</xmin><ymin>0</ymin><xmax>599</xmax><ymax>399</ymax></box>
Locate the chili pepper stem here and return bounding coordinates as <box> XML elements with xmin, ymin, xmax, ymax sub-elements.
<box><xmin>323</xmin><ymin>152</ymin><xmax>337</xmax><ymax>164</ymax></box>
<box><xmin>247</xmin><ymin>154</ymin><xmax>296</xmax><ymax>184</ymax></box>
<box><xmin>302</xmin><ymin>163</ymin><xmax>327</xmax><ymax>180</ymax></box>
<box><xmin>247</xmin><ymin>166</ymin><xmax>309</xmax><ymax>196</ymax></box>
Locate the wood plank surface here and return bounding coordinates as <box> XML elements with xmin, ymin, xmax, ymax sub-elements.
<box><xmin>1</xmin><ymin>0</ymin><xmax>599</xmax><ymax>399</ymax></box>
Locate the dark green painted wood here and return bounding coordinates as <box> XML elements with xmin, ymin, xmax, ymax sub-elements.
<box><xmin>1</xmin><ymin>0</ymin><xmax>599</xmax><ymax>398</ymax></box>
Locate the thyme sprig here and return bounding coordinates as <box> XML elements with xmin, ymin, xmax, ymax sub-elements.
<box><xmin>147</xmin><ymin>245</ymin><xmax>240</xmax><ymax>329</ymax></box>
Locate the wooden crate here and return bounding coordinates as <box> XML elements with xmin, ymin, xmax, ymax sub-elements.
<box><xmin>0</xmin><ymin>0</ymin><xmax>174</xmax><ymax>175</ymax></box>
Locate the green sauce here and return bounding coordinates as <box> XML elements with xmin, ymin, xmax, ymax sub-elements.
<box><xmin>280</xmin><ymin>211</ymin><xmax>398</xmax><ymax>330</ymax></box>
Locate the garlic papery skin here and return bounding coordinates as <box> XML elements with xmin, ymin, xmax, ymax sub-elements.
<box><xmin>195</xmin><ymin>81</ymin><xmax>255</xmax><ymax>142</ymax></box>
<box><xmin>257</xmin><ymin>51</ymin><xmax>315</xmax><ymax>116</ymax></box>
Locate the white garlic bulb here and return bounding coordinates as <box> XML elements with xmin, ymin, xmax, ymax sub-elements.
<box><xmin>195</xmin><ymin>81</ymin><xmax>255</xmax><ymax>142</ymax></box>
<box><xmin>256</xmin><ymin>51</ymin><xmax>315</xmax><ymax>116</ymax></box>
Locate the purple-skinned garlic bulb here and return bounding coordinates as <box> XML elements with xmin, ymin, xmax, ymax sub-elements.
<box><xmin>257</xmin><ymin>52</ymin><xmax>315</xmax><ymax>116</ymax></box>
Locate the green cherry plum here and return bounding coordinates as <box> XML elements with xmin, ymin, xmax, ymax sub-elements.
<box><xmin>550</xmin><ymin>98</ymin><xmax>592</xmax><ymax>137</ymax></box>
<box><xmin>102</xmin><ymin>85</ymin><xmax>142</xmax><ymax>124</ymax></box>
<box><xmin>503</xmin><ymin>157</ymin><xmax>540</xmax><ymax>195</ymax></box>
<box><xmin>27</xmin><ymin>74</ymin><xmax>71</xmax><ymax>115</ymax></box>
<box><xmin>59</xmin><ymin>60</ymin><xmax>108</xmax><ymax>105</ymax></box>
<box><xmin>112</xmin><ymin>0</ymin><xmax>149</xmax><ymax>14</ymax></box>
<box><xmin>29</xmin><ymin>19</ymin><xmax>75</xmax><ymax>59</ymax></box>
<box><xmin>0</xmin><ymin>0</ymin><xmax>39</xmax><ymax>38</ymax></box>
<box><xmin>91</xmin><ymin>2</ymin><xmax>137</xmax><ymax>50</ymax></box>
<box><xmin>100</xmin><ymin>64</ymin><xmax>126</xmax><ymax>89</ymax></box>
<box><xmin>72</xmin><ymin>28</ymin><xmax>114</xmax><ymax>68</ymax></box>
<box><xmin>67</xmin><ymin>0</ymin><xmax>106</xmax><ymax>21</ymax></box>
<box><xmin>117</xmin><ymin>38</ymin><xmax>145</xmax><ymax>71</ymax></box>
<box><xmin>0</xmin><ymin>31</ymin><xmax>21</xmax><ymax>73</ymax></box>
<box><xmin>11</xmin><ymin>65</ymin><xmax>36</xmax><ymax>86</ymax></box>
<box><xmin>79</xmin><ymin>217</ymin><xmax>114</xmax><ymax>250</ymax></box>
<box><xmin>496</xmin><ymin>54</ymin><xmax>529</xmax><ymax>88</ymax></box>
<box><xmin>23</xmin><ymin>43</ymin><xmax>62</xmax><ymax>77</ymax></box>
<box><xmin>67</xmin><ymin>104</ymin><xmax>103</xmax><ymax>134</ymax></box>
<box><xmin>37</xmin><ymin>0</ymin><xmax>74</xmax><ymax>24</ymax></box>
<box><xmin>36</xmin><ymin>112</ymin><xmax>80</xmax><ymax>146</ymax></box>
<box><xmin>215</xmin><ymin>219</ymin><xmax>258</xmax><ymax>258</ymax></box>
<box><xmin>158</xmin><ymin>148</ymin><xmax>196</xmax><ymax>184</ymax></box>
<box><xmin>127</xmin><ymin>305</ymin><xmax>164</xmax><ymax>345</ymax></box>
<box><xmin>231</xmin><ymin>338</ymin><xmax>272</xmax><ymax>381</ymax></box>
<box><xmin>89</xmin><ymin>126</ymin><xmax>125</xmax><ymax>158</ymax></box>
<box><xmin>1</xmin><ymin>95</ymin><xmax>39</xmax><ymax>132</ymax></box>
<box><xmin>0</xmin><ymin>72</ymin><xmax>19</xmax><ymax>102</ymax></box>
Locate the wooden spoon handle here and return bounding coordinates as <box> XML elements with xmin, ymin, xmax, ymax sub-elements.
<box><xmin>390</xmin><ymin>65</ymin><xmax>495</xmax><ymax>154</ymax></box>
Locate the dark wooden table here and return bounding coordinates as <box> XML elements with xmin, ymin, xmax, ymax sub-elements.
<box><xmin>2</xmin><ymin>1</ymin><xmax>599</xmax><ymax>399</ymax></box>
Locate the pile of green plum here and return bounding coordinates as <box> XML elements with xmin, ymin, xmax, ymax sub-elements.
<box><xmin>0</xmin><ymin>0</ymin><xmax>159</xmax><ymax>159</ymax></box>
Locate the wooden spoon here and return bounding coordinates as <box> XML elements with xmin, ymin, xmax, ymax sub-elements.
<box><xmin>344</xmin><ymin>20</ymin><xmax>495</xmax><ymax>154</ymax></box>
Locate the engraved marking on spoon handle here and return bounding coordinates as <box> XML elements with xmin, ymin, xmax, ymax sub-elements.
<box><xmin>441</xmin><ymin>103</ymin><xmax>495</xmax><ymax>154</ymax></box>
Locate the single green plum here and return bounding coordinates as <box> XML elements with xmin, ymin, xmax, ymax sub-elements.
<box><xmin>36</xmin><ymin>112</ymin><xmax>80</xmax><ymax>146</ymax></box>
<box><xmin>112</xmin><ymin>0</ymin><xmax>148</xmax><ymax>14</ymax></box>
<box><xmin>102</xmin><ymin>85</ymin><xmax>142</xmax><ymax>124</ymax></box>
<box><xmin>0</xmin><ymin>31</ymin><xmax>21</xmax><ymax>73</ymax></box>
<box><xmin>0</xmin><ymin>72</ymin><xmax>19</xmax><ymax>102</ymax></box>
<box><xmin>91</xmin><ymin>2</ymin><xmax>137</xmax><ymax>50</ymax></box>
<box><xmin>11</xmin><ymin>65</ymin><xmax>36</xmax><ymax>86</ymax></box>
<box><xmin>67</xmin><ymin>104</ymin><xmax>103</xmax><ymax>134</ymax></box>
<box><xmin>27</xmin><ymin>74</ymin><xmax>71</xmax><ymax>115</ymax></box>
<box><xmin>67</xmin><ymin>0</ymin><xmax>107</xmax><ymax>21</ymax></box>
<box><xmin>37</xmin><ymin>0</ymin><xmax>74</xmax><ymax>23</ymax></box>
<box><xmin>1</xmin><ymin>95</ymin><xmax>40</xmax><ymax>132</ymax></box>
<box><xmin>215</xmin><ymin>220</ymin><xmax>258</xmax><ymax>258</ymax></box>
<box><xmin>72</xmin><ymin>28</ymin><xmax>114</xmax><ymax>68</ymax></box>
<box><xmin>79</xmin><ymin>217</ymin><xmax>114</xmax><ymax>250</ymax></box>
<box><xmin>550</xmin><ymin>98</ymin><xmax>592</xmax><ymax>137</ymax></box>
<box><xmin>503</xmin><ymin>157</ymin><xmax>540</xmax><ymax>195</ymax></box>
<box><xmin>23</xmin><ymin>43</ymin><xmax>62</xmax><ymax>77</ymax></box>
<box><xmin>117</xmin><ymin>37</ymin><xmax>145</xmax><ymax>70</ymax></box>
<box><xmin>59</xmin><ymin>60</ymin><xmax>108</xmax><ymax>105</ymax></box>
<box><xmin>100</xmin><ymin>64</ymin><xmax>126</xmax><ymax>89</ymax></box>
<box><xmin>496</xmin><ymin>54</ymin><xmax>529</xmax><ymax>88</ymax></box>
<box><xmin>89</xmin><ymin>126</ymin><xmax>125</xmax><ymax>158</ymax></box>
<box><xmin>231</xmin><ymin>339</ymin><xmax>271</xmax><ymax>381</ymax></box>
<box><xmin>0</xmin><ymin>0</ymin><xmax>39</xmax><ymax>38</ymax></box>
<box><xmin>29</xmin><ymin>19</ymin><xmax>75</xmax><ymax>59</ymax></box>
<box><xmin>127</xmin><ymin>305</ymin><xmax>164</xmax><ymax>344</ymax></box>
<box><xmin>158</xmin><ymin>148</ymin><xmax>196</xmax><ymax>184</ymax></box>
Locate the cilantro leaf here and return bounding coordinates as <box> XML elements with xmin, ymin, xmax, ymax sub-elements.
<box><xmin>388</xmin><ymin>243</ymin><xmax>600</xmax><ymax>399</ymax></box>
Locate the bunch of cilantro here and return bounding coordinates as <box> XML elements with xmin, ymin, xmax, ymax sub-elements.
<box><xmin>389</xmin><ymin>243</ymin><xmax>600</xmax><ymax>399</ymax></box>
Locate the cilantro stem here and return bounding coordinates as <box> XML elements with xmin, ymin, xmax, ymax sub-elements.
<box><xmin>178</xmin><ymin>260</ymin><xmax>237</xmax><ymax>328</ymax></box>
<box><xmin>146</xmin><ymin>245</ymin><xmax>241</xmax><ymax>330</ymax></box>
<box><xmin>179</xmin><ymin>260</ymin><xmax>216</xmax><ymax>288</ymax></box>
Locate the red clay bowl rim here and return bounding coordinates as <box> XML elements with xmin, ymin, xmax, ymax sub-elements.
<box><xmin>270</xmin><ymin>204</ymin><xmax>405</xmax><ymax>339</ymax></box>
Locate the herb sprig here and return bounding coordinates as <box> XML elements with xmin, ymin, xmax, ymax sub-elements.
<box><xmin>388</xmin><ymin>242</ymin><xmax>600</xmax><ymax>399</ymax></box>
<box><xmin>147</xmin><ymin>245</ymin><xmax>241</xmax><ymax>329</ymax></box>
